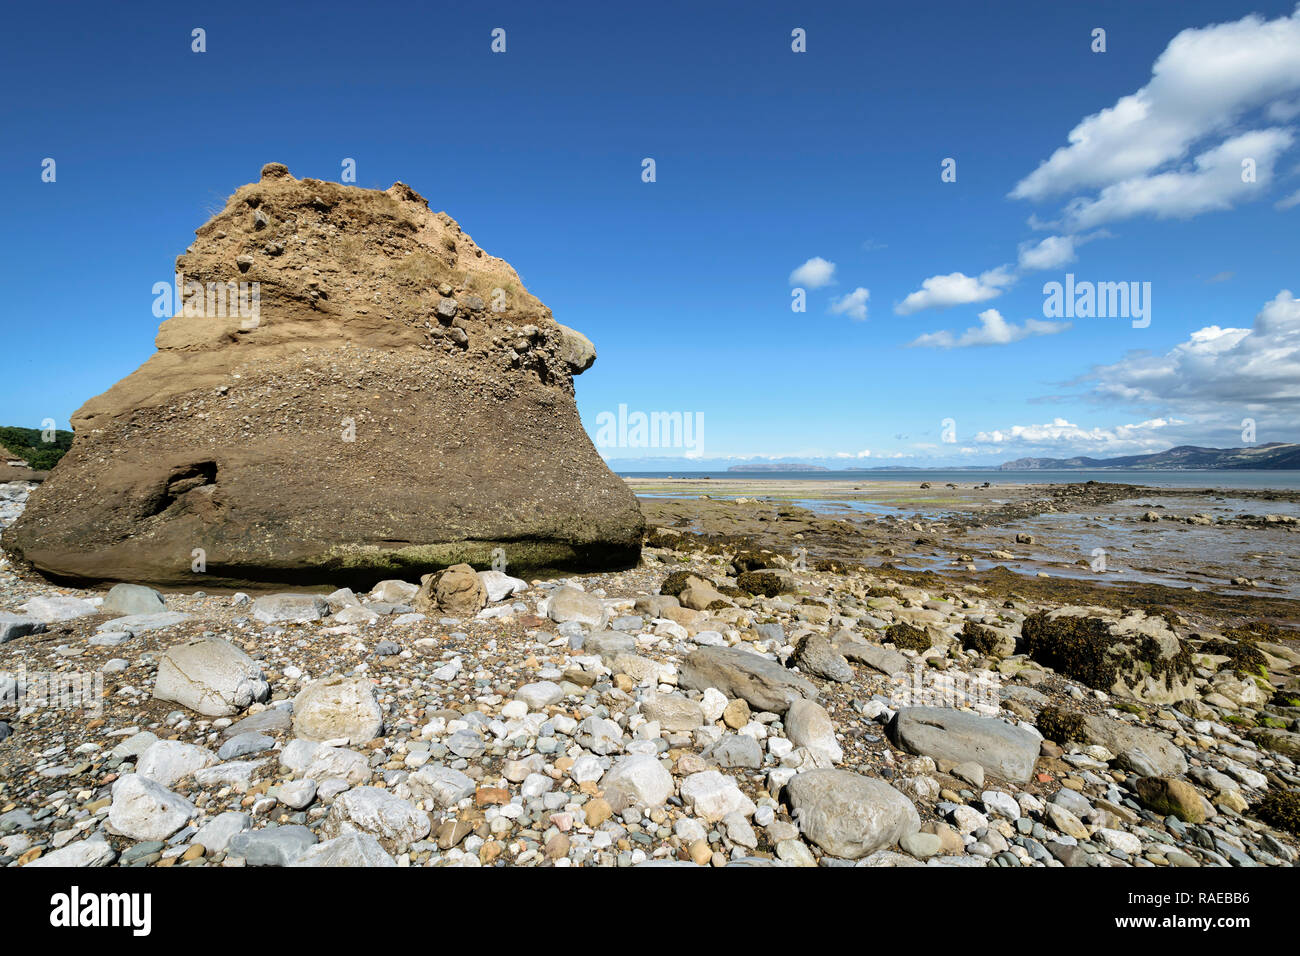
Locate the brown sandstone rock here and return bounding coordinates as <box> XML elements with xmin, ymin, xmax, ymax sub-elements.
<box><xmin>415</xmin><ymin>563</ymin><xmax>487</xmax><ymax>617</ymax></box>
<box><xmin>5</xmin><ymin>164</ymin><xmax>643</xmax><ymax>587</ymax></box>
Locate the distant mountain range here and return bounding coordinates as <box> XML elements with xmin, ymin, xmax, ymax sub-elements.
<box><xmin>728</xmin><ymin>463</ymin><xmax>830</xmax><ymax>472</ymax></box>
<box><xmin>998</xmin><ymin>442</ymin><xmax>1300</xmax><ymax>471</ymax></box>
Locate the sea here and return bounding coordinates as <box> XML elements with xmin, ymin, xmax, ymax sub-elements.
<box><xmin>618</xmin><ymin>469</ymin><xmax>1300</xmax><ymax>491</ymax></box>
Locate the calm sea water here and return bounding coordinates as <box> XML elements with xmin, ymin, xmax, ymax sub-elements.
<box><xmin>619</xmin><ymin>469</ymin><xmax>1300</xmax><ymax>491</ymax></box>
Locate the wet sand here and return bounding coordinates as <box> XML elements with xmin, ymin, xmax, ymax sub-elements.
<box><xmin>627</xmin><ymin>477</ymin><xmax>1300</xmax><ymax>620</ymax></box>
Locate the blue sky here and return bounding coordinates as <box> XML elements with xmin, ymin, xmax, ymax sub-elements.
<box><xmin>2</xmin><ymin>0</ymin><xmax>1298</xmax><ymax>468</ymax></box>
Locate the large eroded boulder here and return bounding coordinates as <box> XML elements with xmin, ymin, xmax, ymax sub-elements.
<box><xmin>1021</xmin><ymin>608</ymin><xmax>1196</xmax><ymax>704</ymax></box>
<box><xmin>3</xmin><ymin>164</ymin><xmax>643</xmax><ymax>588</ymax></box>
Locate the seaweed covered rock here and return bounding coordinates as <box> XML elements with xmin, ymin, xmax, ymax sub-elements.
<box><xmin>1021</xmin><ymin>608</ymin><xmax>1196</xmax><ymax>704</ymax></box>
<box><xmin>4</xmin><ymin>164</ymin><xmax>643</xmax><ymax>588</ymax></box>
<box><xmin>959</xmin><ymin>621</ymin><xmax>1016</xmax><ymax>658</ymax></box>
<box><xmin>1035</xmin><ymin>705</ymin><xmax>1086</xmax><ymax>744</ymax></box>
<box><xmin>676</xmin><ymin>575</ymin><xmax>730</xmax><ymax>611</ymax></box>
<box><xmin>659</xmin><ymin>571</ymin><xmax>711</xmax><ymax>598</ymax></box>
<box><xmin>1253</xmin><ymin>789</ymin><xmax>1300</xmax><ymax>836</ymax></box>
<box><xmin>1195</xmin><ymin>637</ymin><xmax>1268</xmax><ymax>677</ymax></box>
<box><xmin>732</xmin><ymin>549</ymin><xmax>781</xmax><ymax>573</ymax></box>
<box><xmin>884</xmin><ymin>622</ymin><xmax>931</xmax><ymax>652</ymax></box>
<box><xmin>736</xmin><ymin>570</ymin><xmax>790</xmax><ymax>597</ymax></box>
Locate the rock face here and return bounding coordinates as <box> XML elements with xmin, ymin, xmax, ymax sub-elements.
<box><xmin>4</xmin><ymin>164</ymin><xmax>643</xmax><ymax>588</ymax></box>
<box><xmin>786</xmin><ymin>769</ymin><xmax>920</xmax><ymax>859</ymax></box>
<box><xmin>887</xmin><ymin>707</ymin><xmax>1041</xmax><ymax>784</ymax></box>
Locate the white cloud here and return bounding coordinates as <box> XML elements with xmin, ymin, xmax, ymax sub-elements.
<box><xmin>829</xmin><ymin>286</ymin><xmax>870</xmax><ymax>320</ymax></box>
<box><xmin>1084</xmin><ymin>289</ymin><xmax>1300</xmax><ymax>414</ymax></box>
<box><xmin>789</xmin><ymin>257</ymin><xmax>836</xmax><ymax>288</ymax></box>
<box><xmin>1012</xmin><ymin>7</ymin><xmax>1300</xmax><ymax>203</ymax></box>
<box><xmin>974</xmin><ymin>417</ymin><xmax>1184</xmax><ymax>455</ymax></box>
<box><xmin>908</xmin><ymin>308</ymin><xmax>1071</xmax><ymax>349</ymax></box>
<box><xmin>1017</xmin><ymin>231</ymin><xmax>1108</xmax><ymax>270</ymax></box>
<box><xmin>1278</xmin><ymin>187</ymin><xmax>1300</xmax><ymax>209</ymax></box>
<box><xmin>833</xmin><ymin>449</ymin><xmax>872</xmax><ymax>459</ymax></box>
<box><xmin>1060</xmin><ymin>128</ymin><xmax>1294</xmax><ymax>230</ymax></box>
<box><xmin>895</xmin><ymin>266</ymin><xmax>1014</xmax><ymax>314</ymax></box>
<box><xmin>1017</xmin><ymin>235</ymin><xmax>1078</xmax><ymax>271</ymax></box>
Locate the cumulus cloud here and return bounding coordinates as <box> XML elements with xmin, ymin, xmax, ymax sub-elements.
<box><xmin>789</xmin><ymin>257</ymin><xmax>836</xmax><ymax>288</ymax></box>
<box><xmin>833</xmin><ymin>449</ymin><xmax>872</xmax><ymax>459</ymax></box>
<box><xmin>1017</xmin><ymin>231</ymin><xmax>1108</xmax><ymax>270</ymax></box>
<box><xmin>894</xmin><ymin>266</ymin><xmax>1014</xmax><ymax>314</ymax></box>
<box><xmin>1061</xmin><ymin>128</ymin><xmax>1294</xmax><ymax>230</ymax></box>
<box><xmin>1083</xmin><ymin>289</ymin><xmax>1300</xmax><ymax>414</ymax></box>
<box><xmin>829</xmin><ymin>286</ymin><xmax>870</xmax><ymax>320</ymax></box>
<box><xmin>908</xmin><ymin>308</ymin><xmax>1071</xmax><ymax>349</ymax></box>
<box><xmin>974</xmin><ymin>417</ymin><xmax>1184</xmax><ymax>455</ymax></box>
<box><xmin>1011</xmin><ymin>7</ymin><xmax>1300</xmax><ymax>229</ymax></box>
<box><xmin>1012</xmin><ymin>7</ymin><xmax>1300</xmax><ymax>202</ymax></box>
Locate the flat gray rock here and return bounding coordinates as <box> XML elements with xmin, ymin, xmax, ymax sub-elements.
<box><xmin>98</xmin><ymin>611</ymin><xmax>192</xmax><ymax>635</ymax></box>
<box><xmin>838</xmin><ymin>641</ymin><xmax>908</xmax><ymax>676</ymax></box>
<box><xmin>88</xmin><ymin>631</ymin><xmax>133</xmax><ymax>647</ymax></box>
<box><xmin>791</xmin><ymin>634</ymin><xmax>853</xmax><ymax>682</ymax></box>
<box><xmin>192</xmin><ymin>811</ymin><xmax>250</xmax><ymax>853</ymax></box>
<box><xmin>1080</xmin><ymin>714</ymin><xmax>1187</xmax><ymax>776</ymax></box>
<box><xmin>585</xmin><ymin>630</ymin><xmax>636</xmax><ymax>663</ymax></box>
<box><xmin>102</xmin><ymin>583</ymin><xmax>166</xmax><ymax>616</ymax></box>
<box><xmin>252</xmin><ymin>593</ymin><xmax>328</xmax><ymax>624</ymax></box>
<box><xmin>218</xmin><ymin>731</ymin><xmax>276</xmax><ymax>760</ymax></box>
<box><xmin>0</xmin><ymin>612</ymin><xmax>45</xmax><ymax>644</ymax></box>
<box><xmin>887</xmin><ymin>707</ymin><xmax>1040</xmax><ymax>784</ymax></box>
<box><xmin>223</xmin><ymin>706</ymin><xmax>292</xmax><ymax>738</ymax></box>
<box><xmin>25</xmin><ymin>835</ymin><xmax>117</xmax><ymax>868</ymax></box>
<box><xmin>704</xmin><ymin>733</ymin><xmax>763</xmax><ymax>769</ymax></box>
<box><xmin>678</xmin><ymin>646</ymin><xmax>817</xmax><ymax>714</ymax></box>
<box><xmin>228</xmin><ymin>825</ymin><xmax>317</xmax><ymax>865</ymax></box>
<box><xmin>18</xmin><ymin>595</ymin><xmax>98</xmax><ymax>623</ymax></box>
